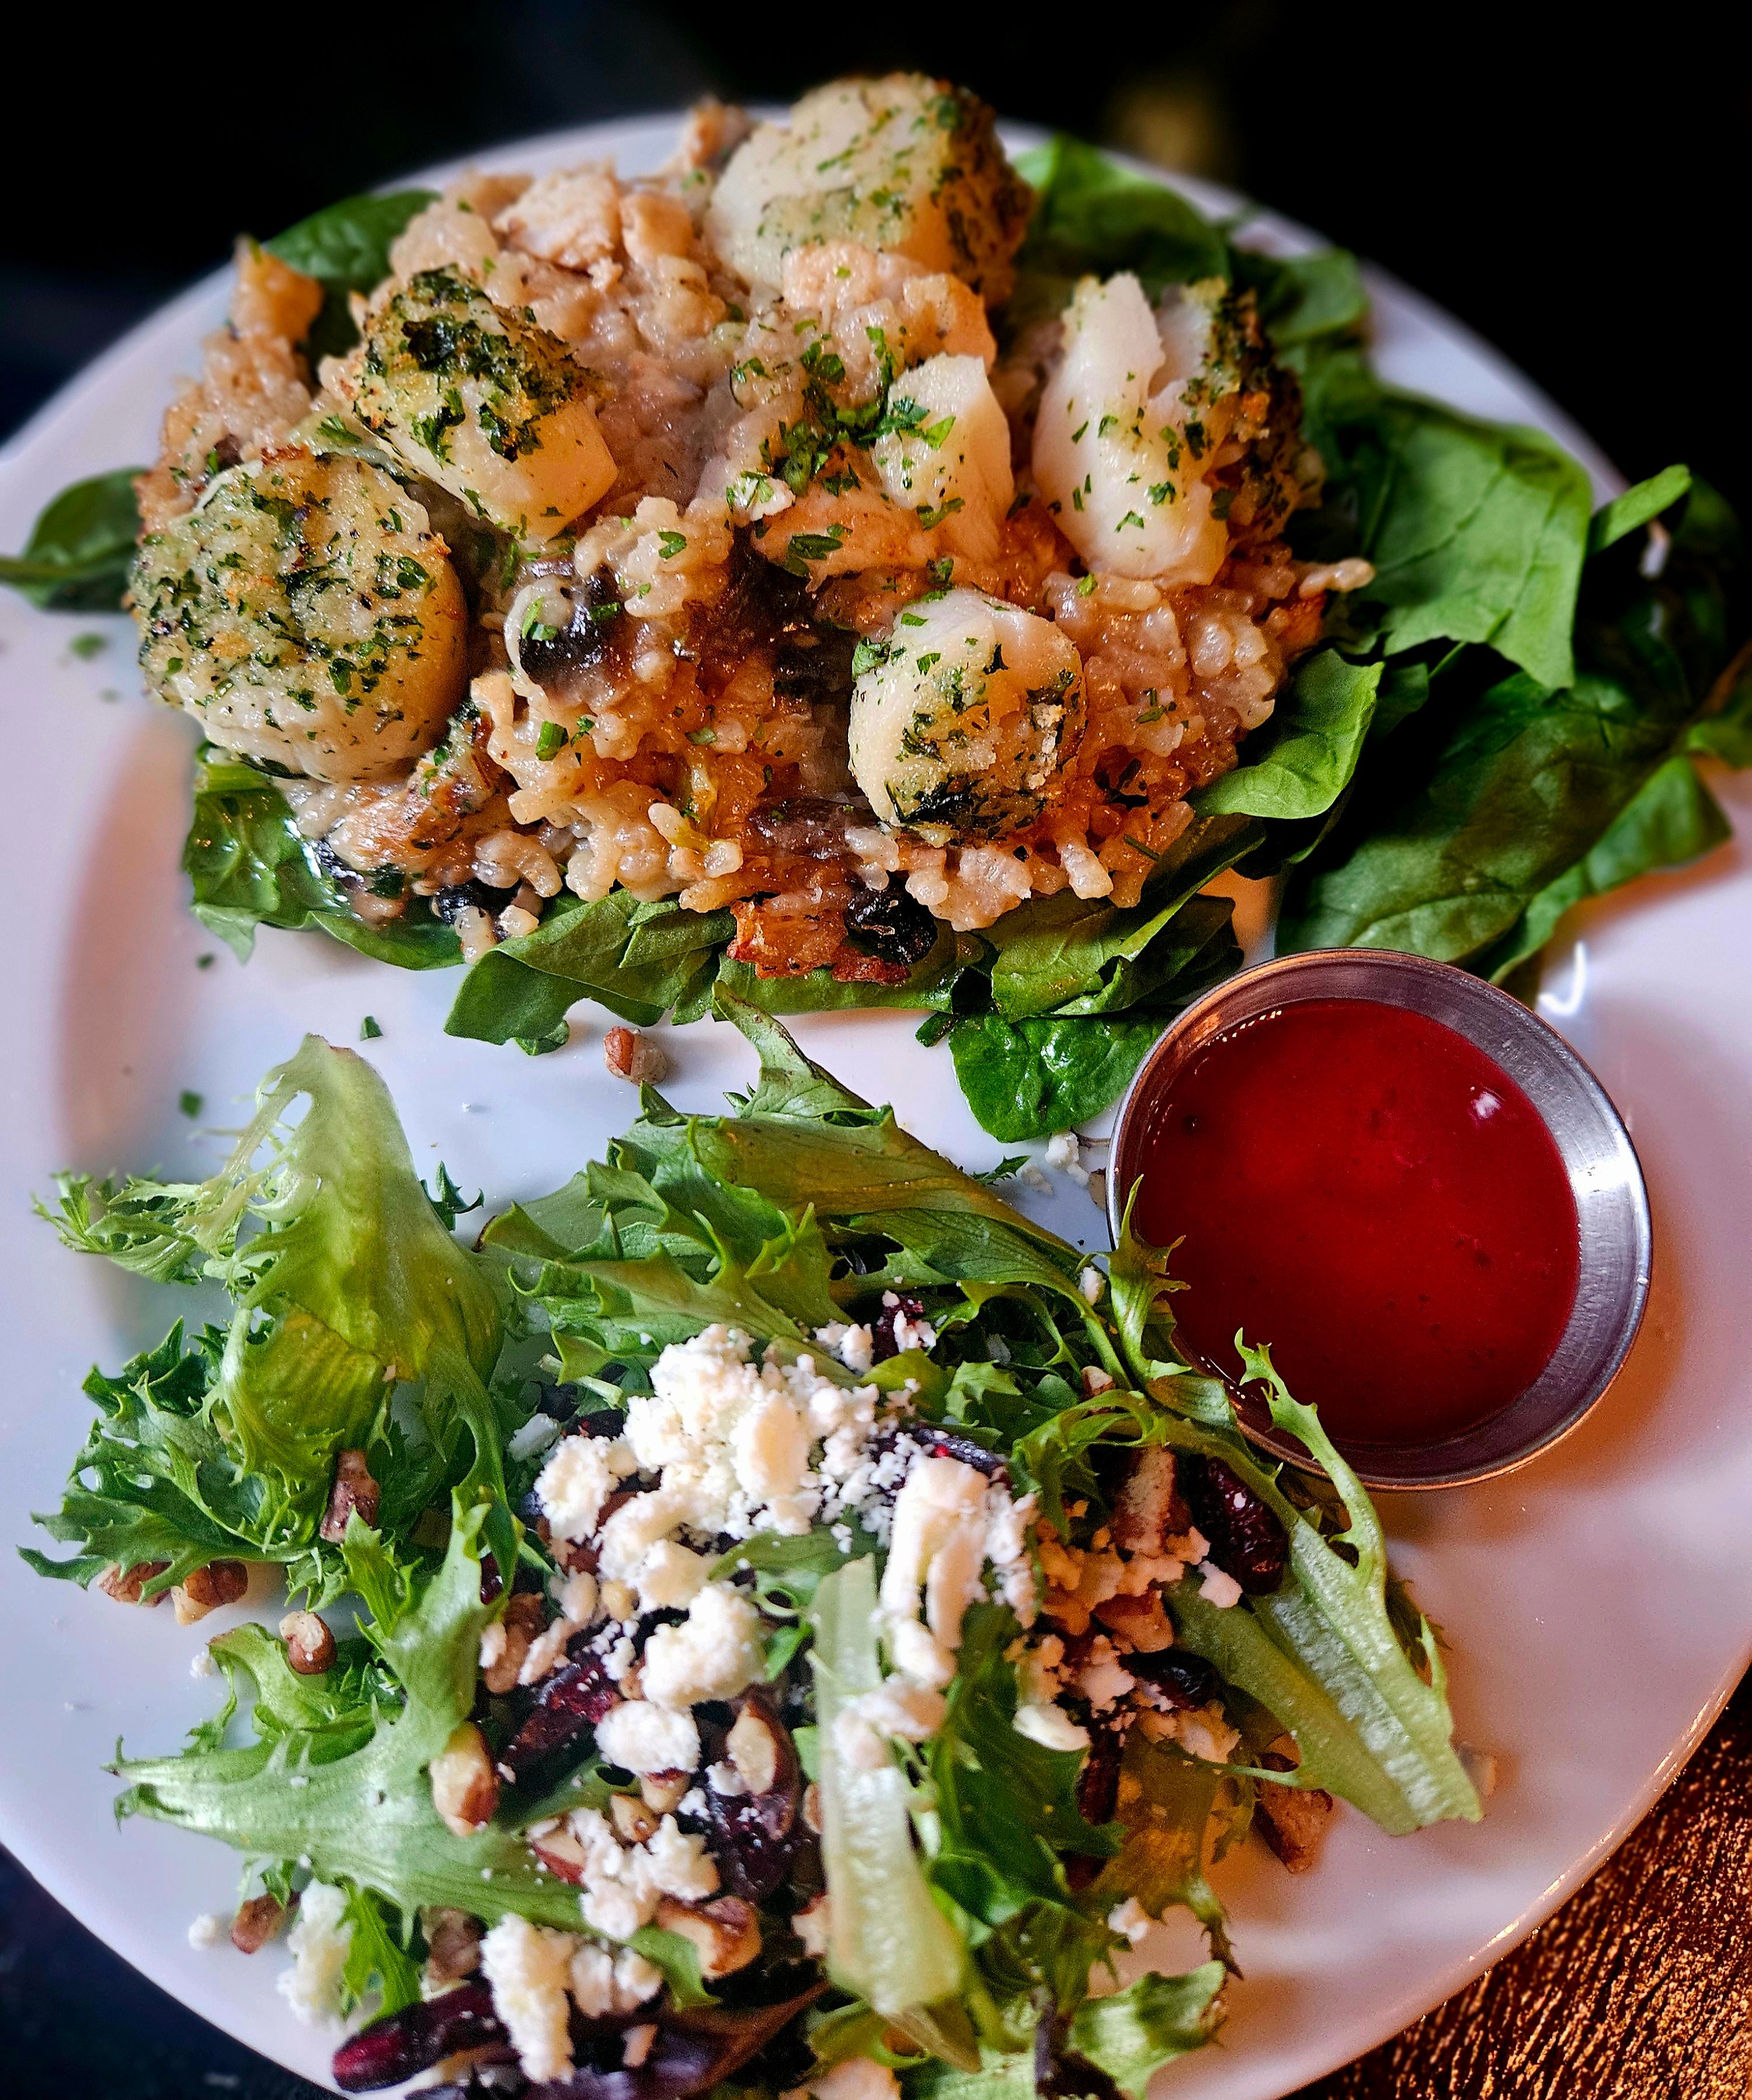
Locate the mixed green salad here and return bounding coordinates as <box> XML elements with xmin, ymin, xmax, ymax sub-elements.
<box><xmin>25</xmin><ymin>1003</ymin><xmax>1479</xmax><ymax>2095</ymax></box>
<box><xmin>5</xmin><ymin>141</ymin><xmax>1746</xmax><ymax>1143</ymax></box>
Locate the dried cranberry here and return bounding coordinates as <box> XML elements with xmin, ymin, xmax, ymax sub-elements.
<box><xmin>704</xmin><ymin>1691</ymin><xmax>811</xmax><ymax>1903</ymax></box>
<box><xmin>500</xmin><ymin>1652</ymin><xmax>618</xmax><ymax>1783</ymax></box>
<box><xmin>333</xmin><ymin>1983</ymin><xmax>509</xmax><ymax>2091</ymax></box>
<box><xmin>1129</xmin><ymin>1648</ymin><xmax>1219</xmax><ymax>1710</ymax></box>
<box><xmin>922</xmin><ymin>1431</ymin><xmax>1006</xmax><ymax>1477</ymax></box>
<box><xmin>1181</xmin><ymin>1454</ymin><xmax>1288</xmax><ymax>1595</ymax></box>
<box><xmin>843</xmin><ymin>879</ymin><xmax>938</xmax><ymax>966</ymax></box>
<box><xmin>1075</xmin><ymin>1728</ymin><xmax>1121</xmax><ymax>1828</ymax></box>
<box><xmin>870</xmin><ymin>1294</ymin><xmax>928</xmax><ymax>1362</ymax></box>
<box><xmin>478</xmin><ymin>1555</ymin><xmax>504</xmax><ymax>1605</ymax></box>
<box><xmin>433</xmin><ymin>879</ymin><xmax>506</xmax><ymax>924</ymax></box>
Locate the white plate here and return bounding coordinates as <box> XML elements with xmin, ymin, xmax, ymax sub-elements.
<box><xmin>1</xmin><ymin>115</ymin><xmax>1747</xmax><ymax>2100</ymax></box>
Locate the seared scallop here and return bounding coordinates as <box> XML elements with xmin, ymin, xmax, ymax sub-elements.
<box><xmin>132</xmin><ymin>451</ymin><xmax>468</xmax><ymax>781</ymax></box>
<box><xmin>849</xmin><ymin>589</ymin><xmax>1084</xmax><ymax>842</ymax></box>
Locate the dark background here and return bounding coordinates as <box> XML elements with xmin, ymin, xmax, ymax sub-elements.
<box><xmin>2</xmin><ymin>4</ymin><xmax>1747</xmax><ymax>2094</ymax></box>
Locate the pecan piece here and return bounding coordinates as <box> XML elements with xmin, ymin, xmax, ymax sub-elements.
<box><xmin>322</xmin><ymin>1448</ymin><xmax>381</xmax><ymax>1542</ymax></box>
<box><xmin>430</xmin><ymin>1723</ymin><xmax>499</xmax><ymax>1837</ymax></box>
<box><xmin>230</xmin><ymin>1893</ymin><xmax>290</xmax><ymax>1953</ymax></box>
<box><xmin>279</xmin><ymin>1609</ymin><xmax>337</xmax><ymax>1675</ymax></box>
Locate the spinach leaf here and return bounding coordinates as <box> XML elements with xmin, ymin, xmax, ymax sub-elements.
<box><xmin>1588</xmin><ymin>463</ymin><xmax>1692</xmax><ymax>557</ymax></box>
<box><xmin>1007</xmin><ymin>137</ymin><xmax>1230</xmax><ymax>328</ymax></box>
<box><xmin>1281</xmin><ymin>479</ymin><xmax>1747</xmax><ymax>969</ymax></box>
<box><xmin>949</xmin><ymin>906</ymin><xmax>1240</xmax><ymax>1141</ymax></box>
<box><xmin>445</xmin><ymin>892</ymin><xmax>733</xmax><ymax>1040</ymax></box>
<box><xmin>1229</xmin><ymin>244</ymin><xmax>1367</xmax><ymax>351</ymax></box>
<box><xmin>1323</xmin><ymin>384</ymin><xmax>1594</xmax><ymax>689</ymax></box>
<box><xmin>1194</xmin><ymin>648</ymin><xmax>1382</xmax><ymax>821</ymax></box>
<box><xmin>267</xmin><ymin>190</ymin><xmax>436</xmax><ymax>361</ymax></box>
<box><xmin>186</xmin><ymin>751</ymin><xmax>458</xmax><ymax>966</ymax></box>
<box><xmin>0</xmin><ymin>468</ymin><xmax>143</xmax><ymax>611</ymax></box>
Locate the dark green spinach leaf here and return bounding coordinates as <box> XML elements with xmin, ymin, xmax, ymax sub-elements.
<box><xmin>267</xmin><ymin>189</ymin><xmax>437</xmax><ymax>361</ymax></box>
<box><xmin>0</xmin><ymin>468</ymin><xmax>143</xmax><ymax>611</ymax></box>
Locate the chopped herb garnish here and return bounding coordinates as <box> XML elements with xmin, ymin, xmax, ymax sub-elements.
<box><xmin>360</xmin><ymin>1016</ymin><xmax>383</xmax><ymax>1040</ymax></box>
<box><xmin>178</xmin><ymin>1091</ymin><xmax>203</xmax><ymax>1119</ymax></box>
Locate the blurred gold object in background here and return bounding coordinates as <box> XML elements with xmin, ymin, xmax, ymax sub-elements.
<box><xmin>1104</xmin><ymin>70</ymin><xmax>1237</xmax><ymax>180</ymax></box>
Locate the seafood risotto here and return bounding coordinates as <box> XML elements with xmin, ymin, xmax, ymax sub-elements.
<box><xmin>132</xmin><ymin>76</ymin><xmax>1368</xmax><ymax>979</ymax></box>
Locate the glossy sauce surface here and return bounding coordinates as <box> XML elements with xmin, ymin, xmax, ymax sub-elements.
<box><xmin>1133</xmin><ymin>998</ymin><xmax>1581</xmax><ymax>1447</ymax></box>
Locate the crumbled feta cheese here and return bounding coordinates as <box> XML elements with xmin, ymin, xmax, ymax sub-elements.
<box><xmin>881</xmin><ymin>1454</ymin><xmax>989</xmax><ymax>1669</ymax></box>
<box><xmin>517</xmin><ymin>1615</ymin><xmax>578</xmax><ymax>1687</ymax></box>
<box><xmin>881</xmin><ymin>1291</ymin><xmax>937</xmax><ymax>1356</ymax></box>
<box><xmin>569</xmin><ymin>1942</ymin><xmax>662</xmax><ymax>2016</ymax></box>
<box><xmin>1013</xmin><ymin>1702</ymin><xmax>1091</xmax><ymax>1753</ymax></box>
<box><xmin>566</xmin><ymin>1808</ymin><xmax>719</xmax><ymax>1938</ymax></box>
<box><xmin>595</xmin><ymin>1699</ymin><xmax>701</xmax><ymax>1775</ymax></box>
<box><xmin>1079</xmin><ymin>1265</ymin><xmax>1104</xmax><ymax>1305</ymax></box>
<box><xmin>508</xmin><ymin>1410</ymin><xmax>565</xmax><ymax>1462</ymax></box>
<box><xmin>535</xmin><ymin>1434</ymin><xmax>637</xmax><ymax>1544</ymax></box>
<box><xmin>835</xmin><ymin>1678</ymin><xmax>948</xmax><ymax>1769</ymax></box>
<box><xmin>1107</xmin><ymin>1897</ymin><xmax>1152</xmax><ymax>1946</ymax></box>
<box><xmin>641</xmin><ymin>1582</ymin><xmax>764</xmax><ymax>1708</ymax></box>
<box><xmin>635</xmin><ymin>1538</ymin><xmax>712</xmax><ymax>1613</ymax></box>
<box><xmin>549</xmin><ymin>1568</ymin><xmax>600</xmax><ymax>1623</ymax></box>
<box><xmin>1044</xmin><ymin>1132</ymin><xmax>1079</xmax><ymax>1170</ymax></box>
<box><xmin>885</xmin><ymin>1615</ymin><xmax>955</xmax><ymax>1689</ymax></box>
<box><xmin>984</xmin><ymin>1486</ymin><xmax>1038</xmax><ymax>1626</ymax></box>
<box><xmin>479</xmin><ymin>1622</ymin><xmax>509</xmax><ymax>1674</ymax></box>
<box><xmin>190</xmin><ymin>1647</ymin><xmax>217</xmax><ymax>1680</ymax></box>
<box><xmin>481</xmin><ymin>1915</ymin><xmax>577</xmax><ymax>2082</ymax></box>
<box><xmin>1017</xmin><ymin>1162</ymin><xmax>1052</xmax><ymax>1194</ymax></box>
<box><xmin>1076</xmin><ymin>1637</ymin><xmax>1136</xmax><ymax>1713</ymax></box>
<box><xmin>187</xmin><ymin>1911</ymin><xmax>225</xmax><ymax>1949</ymax></box>
<box><xmin>1197</xmin><ymin>1562</ymin><xmax>1243</xmax><ymax>1609</ymax></box>
<box><xmin>277</xmin><ymin>1880</ymin><xmax>353</xmax><ymax>2026</ymax></box>
<box><xmin>724</xmin><ymin>1703</ymin><xmax>780</xmax><ymax>1793</ymax></box>
<box><xmin>814</xmin><ymin>1321</ymin><xmax>875</xmax><ymax>1376</ymax></box>
<box><xmin>1143</xmin><ymin>1702</ymin><xmax>1240</xmax><ymax>1764</ymax></box>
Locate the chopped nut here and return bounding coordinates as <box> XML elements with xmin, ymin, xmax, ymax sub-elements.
<box><xmin>230</xmin><ymin>1893</ymin><xmax>289</xmax><ymax>1953</ymax></box>
<box><xmin>97</xmin><ymin>1560</ymin><xmax>170</xmax><ymax>1607</ymax></box>
<box><xmin>482</xmin><ymin>1591</ymin><xmax>547</xmax><ymax>1695</ymax></box>
<box><xmin>1093</xmin><ymin>1590</ymin><xmax>1176</xmax><ymax>1652</ymax></box>
<box><xmin>604</xmin><ymin>1026</ymin><xmax>668</xmax><ymax>1085</ymax></box>
<box><xmin>1254</xmin><ymin>1735</ymin><xmax>1334</xmax><ymax>1872</ymax></box>
<box><xmin>173</xmin><ymin>1559</ymin><xmax>250</xmax><ymax>1625</ymax></box>
<box><xmin>430</xmin><ymin>1723</ymin><xmax>499</xmax><ymax>1837</ymax></box>
<box><xmin>423</xmin><ymin>1907</ymin><xmax>484</xmax><ymax>1986</ymax></box>
<box><xmin>279</xmin><ymin>1609</ymin><xmax>337</xmax><ymax>1676</ymax></box>
<box><xmin>1080</xmin><ymin>1365</ymin><xmax>1115</xmax><ymax>1397</ymax></box>
<box><xmin>1112</xmin><ymin>1447</ymin><xmax>1192</xmax><ymax>1558</ymax></box>
<box><xmin>653</xmin><ymin>1895</ymin><xmax>761</xmax><ymax>1977</ymax></box>
<box><xmin>610</xmin><ymin>1792</ymin><xmax>660</xmax><ymax>1845</ymax></box>
<box><xmin>639</xmin><ymin>1771</ymin><xmax>690</xmax><ymax>1815</ymax></box>
<box><xmin>529</xmin><ymin>1826</ymin><xmax>592</xmax><ymax>1883</ymax></box>
<box><xmin>321</xmin><ymin>1448</ymin><xmax>381</xmax><ymax>1543</ymax></box>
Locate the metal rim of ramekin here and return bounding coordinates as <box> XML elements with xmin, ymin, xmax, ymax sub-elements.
<box><xmin>1105</xmin><ymin>949</ymin><xmax>1653</xmax><ymax>1491</ymax></box>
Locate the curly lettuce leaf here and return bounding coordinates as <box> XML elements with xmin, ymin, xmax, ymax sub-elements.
<box><xmin>114</xmin><ymin>1497</ymin><xmax>586</xmax><ymax>1928</ymax></box>
<box><xmin>33</xmin><ymin>1038</ymin><xmax>507</xmax><ymax>1571</ymax></box>
<box><xmin>811</xmin><ymin>1556</ymin><xmax>977</xmax><ymax>2068</ymax></box>
<box><xmin>1066</xmin><ymin>1966</ymin><xmax>1228</xmax><ymax>2097</ymax></box>
<box><xmin>0</xmin><ymin>468</ymin><xmax>144</xmax><ymax>611</ymax></box>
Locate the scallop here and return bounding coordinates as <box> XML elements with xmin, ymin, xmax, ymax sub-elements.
<box><xmin>706</xmin><ymin>75</ymin><xmax>1031</xmax><ymax>300</ymax></box>
<box><xmin>1033</xmin><ymin>272</ymin><xmax>1235</xmax><ymax>585</ymax></box>
<box><xmin>848</xmin><ymin>588</ymin><xmax>1084</xmax><ymax>842</ymax></box>
<box><xmin>132</xmin><ymin>451</ymin><xmax>469</xmax><ymax>781</ymax></box>
<box><xmin>353</xmin><ymin>267</ymin><xmax>615</xmax><ymax>542</ymax></box>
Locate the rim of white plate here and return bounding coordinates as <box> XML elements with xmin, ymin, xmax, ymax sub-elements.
<box><xmin>4</xmin><ymin>107</ymin><xmax>1741</xmax><ymax>2100</ymax></box>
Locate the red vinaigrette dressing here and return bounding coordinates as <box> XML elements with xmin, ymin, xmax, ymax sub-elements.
<box><xmin>1132</xmin><ymin>999</ymin><xmax>1582</xmax><ymax>1447</ymax></box>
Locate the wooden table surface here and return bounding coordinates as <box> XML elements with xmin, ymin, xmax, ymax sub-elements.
<box><xmin>2</xmin><ymin>1677</ymin><xmax>1748</xmax><ymax>2096</ymax></box>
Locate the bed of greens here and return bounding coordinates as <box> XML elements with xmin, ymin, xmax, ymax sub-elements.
<box><xmin>23</xmin><ymin>1003</ymin><xmax>1479</xmax><ymax>2096</ymax></box>
<box><xmin>5</xmin><ymin>141</ymin><xmax>1746</xmax><ymax>1146</ymax></box>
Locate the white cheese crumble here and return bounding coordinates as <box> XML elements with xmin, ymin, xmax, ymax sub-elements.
<box><xmin>1079</xmin><ymin>1265</ymin><xmax>1104</xmax><ymax>1305</ymax></box>
<box><xmin>595</xmin><ymin>1698</ymin><xmax>701</xmax><ymax>1775</ymax></box>
<box><xmin>1107</xmin><ymin>1897</ymin><xmax>1152</xmax><ymax>1946</ymax></box>
<box><xmin>1013</xmin><ymin>1702</ymin><xmax>1091</xmax><ymax>1752</ymax></box>
<box><xmin>1196</xmin><ymin>1562</ymin><xmax>1244</xmax><ymax>1609</ymax></box>
<box><xmin>569</xmin><ymin>1942</ymin><xmax>662</xmax><ymax>2018</ymax></box>
<box><xmin>508</xmin><ymin>1410</ymin><xmax>565</xmax><ymax>1462</ymax></box>
<box><xmin>190</xmin><ymin>1648</ymin><xmax>218</xmax><ymax>1680</ymax></box>
<box><xmin>641</xmin><ymin>1581</ymin><xmax>764</xmax><ymax>1708</ymax></box>
<box><xmin>277</xmin><ymin>1880</ymin><xmax>353</xmax><ymax>2027</ymax></box>
<box><xmin>792</xmin><ymin>1894</ymin><xmax>832</xmax><ymax>1959</ymax></box>
<box><xmin>187</xmin><ymin>1911</ymin><xmax>225</xmax><ymax>1949</ymax></box>
<box><xmin>564</xmin><ymin>1808</ymin><xmax>718</xmax><ymax>1939</ymax></box>
<box><xmin>814</xmin><ymin>1320</ymin><xmax>875</xmax><ymax>1376</ymax></box>
<box><xmin>535</xmin><ymin>1434</ymin><xmax>638</xmax><ymax>1543</ymax></box>
<box><xmin>481</xmin><ymin>1915</ymin><xmax>577</xmax><ymax>2082</ymax></box>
